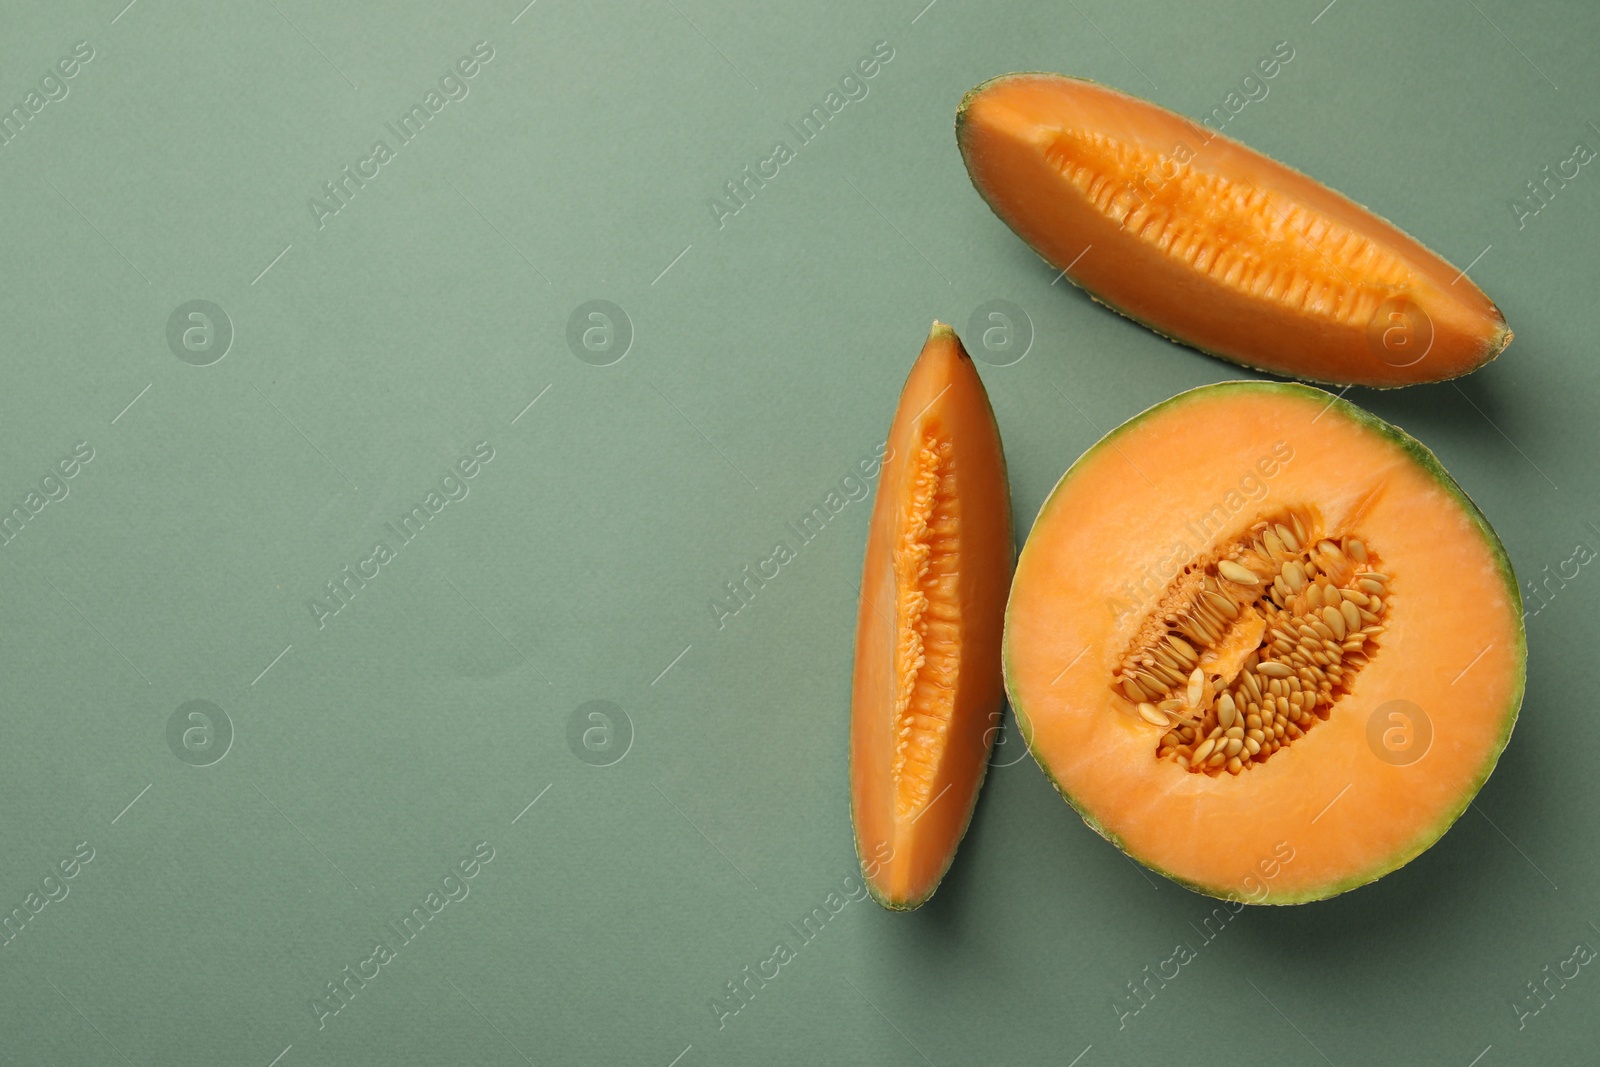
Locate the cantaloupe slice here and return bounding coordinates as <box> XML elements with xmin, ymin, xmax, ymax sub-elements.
<box><xmin>1004</xmin><ymin>382</ymin><xmax>1524</xmax><ymax>903</ymax></box>
<box><xmin>956</xmin><ymin>74</ymin><xmax>1512</xmax><ymax>387</ymax></box>
<box><xmin>851</xmin><ymin>323</ymin><xmax>1013</xmax><ymax>909</ymax></box>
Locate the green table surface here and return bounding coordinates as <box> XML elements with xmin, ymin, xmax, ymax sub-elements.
<box><xmin>3</xmin><ymin>0</ymin><xmax>1598</xmax><ymax>1063</ymax></box>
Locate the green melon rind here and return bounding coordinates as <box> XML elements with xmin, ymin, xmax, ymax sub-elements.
<box><xmin>1002</xmin><ymin>380</ymin><xmax>1526</xmax><ymax>904</ymax></box>
<box><xmin>954</xmin><ymin>74</ymin><xmax>1513</xmax><ymax>390</ymax></box>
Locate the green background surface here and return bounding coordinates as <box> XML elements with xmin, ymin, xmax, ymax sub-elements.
<box><xmin>1</xmin><ymin>0</ymin><xmax>1596</xmax><ymax>1063</ymax></box>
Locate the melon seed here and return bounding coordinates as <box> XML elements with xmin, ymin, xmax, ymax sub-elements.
<box><xmin>1138</xmin><ymin>702</ymin><xmax>1170</xmax><ymax>727</ymax></box>
<box><xmin>1290</xmin><ymin>511</ymin><xmax>1308</xmax><ymax>545</ymax></box>
<box><xmin>1318</xmin><ymin>605</ymin><xmax>1343</xmax><ymax>639</ymax></box>
<box><xmin>1218</xmin><ymin>560</ymin><xmax>1259</xmax><ymax>585</ymax></box>
<box><xmin>1284</xmin><ymin>562</ymin><xmax>1307</xmax><ymax>592</ymax></box>
<box><xmin>1206</xmin><ymin>591</ymin><xmax>1240</xmax><ymax>618</ymax></box>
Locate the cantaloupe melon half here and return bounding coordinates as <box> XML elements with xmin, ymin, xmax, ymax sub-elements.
<box><xmin>1004</xmin><ymin>382</ymin><xmax>1524</xmax><ymax>903</ymax></box>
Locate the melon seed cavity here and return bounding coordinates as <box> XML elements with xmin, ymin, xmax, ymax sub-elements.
<box><xmin>891</xmin><ymin>432</ymin><xmax>962</xmax><ymax>814</ymax></box>
<box><xmin>1110</xmin><ymin>508</ymin><xmax>1390</xmax><ymax>776</ymax></box>
<box><xmin>1042</xmin><ymin>127</ymin><xmax>1409</xmax><ymax>330</ymax></box>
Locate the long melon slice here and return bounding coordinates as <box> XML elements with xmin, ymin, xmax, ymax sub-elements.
<box><xmin>956</xmin><ymin>74</ymin><xmax>1512</xmax><ymax>387</ymax></box>
<box><xmin>1004</xmin><ymin>381</ymin><xmax>1525</xmax><ymax>903</ymax></box>
<box><xmin>851</xmin><ymin>323</ymin><xmax>1013</xmax><ymax>909</ymax></box>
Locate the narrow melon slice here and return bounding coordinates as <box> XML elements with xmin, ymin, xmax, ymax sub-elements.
<box><xmin>851</xmin><ymin>322</ymin><xmax>1013</xmax><ymax>909</ymax></box>
<box><xmin>956</xmin><ymin>74</ymin><xmax>1512</xmax><ymax>387</ymax></box>
<box><xmin>1004</xmin><ymin>382</ymin><xmax>1524</xmax><ymax>903</ymax></box>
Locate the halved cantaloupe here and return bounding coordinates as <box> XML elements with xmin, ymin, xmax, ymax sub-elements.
<box><xmin>1004</xmin><ymin>382</ymin><xmax>1524</xmax><ymax>903</ymax></box>
<box><xmin>956</xmin><ymin>74</ymin><xmax>1512</xmax><ymax>387</ymax></box>
<box><xmin>851</xmin><ymin>323</ymin><xmax>1013</xmax><ymax>909</ymax></box>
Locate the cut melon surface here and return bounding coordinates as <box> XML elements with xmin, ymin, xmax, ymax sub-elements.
<box><xmin>1003</xmin><ymin>381</ymin><xmax>1524</xmax><ymax>903</ymax></box>
<box><xmin>956</xmin><ymin>74</ymin><xmax>1512</xmax><ymax>387</ymax></box>
<box><xmin>851</xmin><ymin>323</ymin><xmax>1013</xmax><ymax>910</ymax></box>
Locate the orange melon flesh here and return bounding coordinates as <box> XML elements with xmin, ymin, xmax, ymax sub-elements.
<box><xmin>956</xmin><ymin>74</ymin><xmax>1512</xmax><ymax>387</ymax></box>
<box><xmin>1004</xmin><ymin>382</ymin><xmax>1524</xmax><ymax>903</ymax></box>
<box><xmin>851</xmin><ymin>323</ymin><xmax>1013</xmax><ymax>909</ymax></box>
